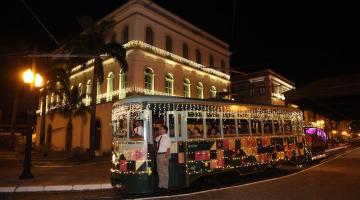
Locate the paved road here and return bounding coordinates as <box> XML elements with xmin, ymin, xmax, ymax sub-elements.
<box><xmin>1</xmin><ymin>147</ymin><xmax>359</xmax><ymax>200</ymax></box>
<box><xmin>149</xmin><ymin>147</ymin><xmax>360</xmax><ymax>200</ymax></box>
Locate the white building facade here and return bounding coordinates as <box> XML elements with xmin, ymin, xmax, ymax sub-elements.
<box><xmin>36</xmin><ymin>0</ymin><xmax>231</xmax><ymax>154</ymax></box>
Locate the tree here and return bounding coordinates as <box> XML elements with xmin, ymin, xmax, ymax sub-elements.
<box><xmin>63</xmin><ymin>18</ymin><xmax>128</xmax><ymax>158</ymax></box>
<box><xmin>46</xmin><ymin>67</ymin><xmax>86</xmax><ymax>153</ymax></box>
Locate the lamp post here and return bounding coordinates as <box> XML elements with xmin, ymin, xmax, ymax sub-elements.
<box><xmin>19</xmin><ymin>69</ymin><xmax>43</xmax><ymax>179</ymax></box>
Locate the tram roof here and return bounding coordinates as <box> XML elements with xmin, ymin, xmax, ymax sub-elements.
<box><xmin>113</xmin><ymin>95</ymin><xmax>299</xmax><ymax>111</ymax></box>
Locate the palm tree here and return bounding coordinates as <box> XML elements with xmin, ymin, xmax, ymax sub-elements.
<box><xmin>63</xmin><ymin>18</ymin><xmax>128</xmax><ymax>158</ymax></box>
<box><xmin>46</xmin><ymin>67</ymin><xmax>85</xmax><ymax>153</ymax></box>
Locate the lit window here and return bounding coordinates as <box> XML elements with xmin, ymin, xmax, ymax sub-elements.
<box><xmin>97</xmin><ymin>81</ymin><xmax>102</xmax><ymax>103</ymax></box>
<box><xmin>165</xmin><ymin>73</ymin><xmax>174</xmax><ymax>95</ymax></box>
<box><xmin>183</xmin><ymin>78</ymin><xmax>191</xmax><ymax>98</ymax></box>
<box><xmin>78</xmin><ymin>83</ymin><xmax>83</xmax><ymax>97</ymax></box>
<box><xmin>196</xmin><ymin>82</ymin><xmax>204</xmax><ymax>99</ymax></box>
<box><xmin>106</xmin><ymin>72</ymin><xmax>114</xmax><ymax>102</ymax></box>
<box><xmin>210</xmin><ymin>86</ymin><xmax>217</xmax><ymax>98</ymax></box>
<box><xmin>86</xmin><ymin>80</ymin><xmax>92</xmax><ymax>106</ymax></box>
<box><xmin>144</xmin><ymin>68</ymin><xmax>154</xmax><ymax>94</ymax></box>
<box><xmin>146</xmin><ymin>27</ymin><xmax>153</xmax><ymax>45</ymax></box>
<box><xmin>119</xmin><ymin>69</ymin><xmax>126</xmax><ymax>99</ymax></box>
<box><xmin>166</xmin><ymin>36</ymin><xmax>172</xmax><ymax>53</ymax></box>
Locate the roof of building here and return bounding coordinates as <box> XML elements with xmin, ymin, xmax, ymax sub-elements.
<box><xmin>231</xmin><ymin>69</ymin><xmax>295</xmax><ymax>86</ymax></box>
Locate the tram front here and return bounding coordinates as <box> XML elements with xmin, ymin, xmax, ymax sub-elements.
<box><xmin>110</xmin><ymin>101</ymin><xmax>156</xmax><ymax>193</ymax></box>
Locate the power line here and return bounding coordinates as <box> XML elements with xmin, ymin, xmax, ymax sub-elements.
<box><xmin>20</xmin><ymin>0</ymin><xmax>60</xmax><ymax>47</ymax></box>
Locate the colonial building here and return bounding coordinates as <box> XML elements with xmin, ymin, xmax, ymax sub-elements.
<box><xmin>35</xmin><ymin>0</ymin><xmax>231</xmax><ymax>154</ymax></box>
<box><xmin>231</xmin><ymin>69</ymin><xmax>295</xmax><ymax>106</ymax></box>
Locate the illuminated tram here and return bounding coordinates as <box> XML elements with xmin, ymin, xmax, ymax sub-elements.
<box><xmin>110</xmin><ymin>96</ymin><xmax>306</xmax><ymax>193</ymax></box>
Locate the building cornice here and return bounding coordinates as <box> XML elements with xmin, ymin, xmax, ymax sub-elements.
<box><xmin>70</xmin><ymin>40</ymin><xmax>230</xmax><ymax>81</ymax></box>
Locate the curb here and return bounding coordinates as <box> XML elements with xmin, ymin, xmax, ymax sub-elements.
<box><xmin>0</xmin><ymin>183</ymin><xmax>112</xmax><ymax>193</ymax></box>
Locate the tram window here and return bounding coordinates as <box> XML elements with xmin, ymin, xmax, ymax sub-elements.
<box><xmin>130</xmin><ymin>119</ymin><xmax>144</xmax><ymax>140</ymax></box>
<box><xmin>238</xmin><ymin>119</ymin><xmax>250</xmax><ymax>135</ymax></box>
<box><xmin>206</xmin><ymin>119</ymin><xmax>220</xmax><ymax>137</ymax></box>
<box><xmin>223</xmin><ymin>119</ymin><xmax>236</xmax><ymax>137</ymax></box>
<box><xmin>251</xmin><ymin>120</ymin><xmax>261</xmax><ymax>135</ymax></box>
<box><xmin>273</xmin><ymin>120</ymin><xmax>281</xmax><ymax>134</ymax></box>
<box><xmin>187</xmin><ymin>118</ymin><xmax>203</xmax><ymax>138</ymax></box>
<box><xmin>168</xmin><ymin>114</ymin><xmax>175</xmax><ymax>138</ymax></box>
<box><xmin>177</xmin><ymin>114</ymin><xmax>182</xmax><ymax>138</ymax></box>
<box><xmin>116</xmin><ymin>118</ymin><xmax>127</xmax><ymax>138</ymax></box>
<box><xmin>284</xmin><ymin>120</ymin><xmax>292</xmax><ymax>134</ymax></box>
<box><xmin>263</xmin><ymin>120</ymin><xmax>273</xmax><ymax>134</ymax></box>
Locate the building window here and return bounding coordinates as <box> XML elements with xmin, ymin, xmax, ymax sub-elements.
<box><xmin>165</xmin><ymin>73</ymin><xmax>174</xmax><ymax>95</ymax></box>
<box><xmin>144</xmin><ymin>68</ymin><xmax>154</xmax><ymax>94</ymax></box>
<box><xmin>97</xmin><ymin>81</ymin><xmax>102</xmax><ymax>103</ymax></box>
<box><xmin>196</xmin><ymin>49</ymin><xmax>201</xmax><ymax>64</ymax></box>
<box><xmin>210</xmin><ymin>86</ymin><xmax>217</xmax><ymax>98</ymax></box>
<box><xmin>146</xmin><ymin>27</ymin><xmax>153</xmax><ymax>45</ymax></box>
<box><xmin>77</xmin><ymin>83</ymin><xmax>82</xmax><ymax>103</ymax></box>
<box><xmin>119</xmin><ymin>69</ymin><xmax>126</xmax><ymax>99</ymax></box>
<box><xmin>197</xmin><ymin>82</ymin><xmax>204</xmax><ymax>99</ymax></box>
<box><xmin>249</xmin><ymin>86</ymin><xmax>255</xmax><ymax>96</ymax></box>
<box><xmin>221</xmin><ymin>60</ymin><xmax>226</xmax><ymax>72</ymax></box>
<box><xmin>209</xmin><ymin>55</ymin><xmax>214</xmax><ymax>68</ymax></box>
<box><xmin>86</xmin><ymin>80</ymin><xmax>92</xmax><ymax>106</ymax></box>
<box><xmin>50</xmin><ymin>92</ymin><xmax>55</xmax><ymax>105</ymax></box>
<box><xmin>165</xmin><ymin>36</ymin><xmax>172</xmax><ymax>52</ymax></box>
<box><xmin>122</xmin><ymin>25</ymin><xmax>129</xmax><ymax>44</ymax></box>
<box><xmin>182</xmin><ymin>43</ymin><xmax>189</xmax><ymax>59</ymax></box>
<box><xmin>106</xmin><ymin>72</ymin><xmax>114</xmax><ymax>102</ymax></box>
<box><xmin>259</xmin><ymin>86</ymin><xmax>266</xmax><ymax>96</ymax></box>
<box><xmin>183</xmin><ymin>78</ymin><xmax>191</xmax><ymax>98</ymax></box>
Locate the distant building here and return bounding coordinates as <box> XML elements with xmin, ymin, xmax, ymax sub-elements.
<box><xmin>231</xmin><ymin>69</ymin><xmax>295</xmax><ymax>106</ymax></box>
<box><xmin>35</xmin><ymin>0</ymin><xmax>231</xmax><ymax>154</ymax></box>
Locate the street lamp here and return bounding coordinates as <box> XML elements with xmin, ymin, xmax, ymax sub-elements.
<box><xmin>19</xmin><ymin>68</ymin><xmax>43</xmax><ymax>179</ymax></box>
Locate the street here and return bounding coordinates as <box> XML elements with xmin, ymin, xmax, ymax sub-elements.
<box><xmin>1</xmin><ymin>147</ymin><xmax>359</xmax><ymax>200</ymax></box>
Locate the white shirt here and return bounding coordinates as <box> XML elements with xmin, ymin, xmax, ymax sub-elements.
<box><xmin>156</xmin><ymin>134</ymin><xmax>171</xmax><ymax>153</ymax></box>
<box><xmin>134</xmin><ymin>126</ymin><xmax>144</xmax><ymax>136</ymax></box>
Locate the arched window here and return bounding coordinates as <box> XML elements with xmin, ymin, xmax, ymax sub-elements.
<box><xmin>86</xmin><ymin>80</ymin><xmax>92</xmax><ymax>106</ymax></box>
<box><xmin>209</xmin><ymin>55</ymin><xmax>214</xmax><ymax>68</ymax></box>
<box><xmin>221</xmin><ymin>60</ymin><xmax>226</xmax><ymax>72</ymax></box>
<box><xmin>78</xmin><ymin>83</ymin><xmax>83</xmax><ymax>97</ymax></box>
<box><xmin>183</xmin><ymin>78</ymin><xmax>191</xmax><ymax>98</ymax></box>
<box><xmin>97</xmin><ymin>81</ymin><xmax>102</xmax><ymax>103</ymax></box>
<box><xmin>196</xmin><ymin>82</ymin><xmax>204</xmax><ymax>99</ymax></box>
<box><xmin>122</xmin><ymin>26</ymin><xmax>129</xmax><ymax>44</ymax></box>
<box><xmin>196</xmin><ymin>49</ymin><xmax>201</xmax><ymax>64</ymax></box>
<box><xmin>210</xmin><ymin>86</ymin><xmax>217</xmax><ymax>98</ymax></box>
<box><xmin>165</xmin><ymin>73</ymin><xmax>174</xmax><ymax>95</ymax></box>
<box><xmin>144</xmin><ymin>68</ymin><xmax>154</xmax><ymax>94</ymax></box>
<box><xmin>182</xmin><ymin>43</ymin><xmax>188</xmax><ymax>59</ymax></box>
<box><xmin>146</xmin><ymin>27</ymin><xmax>153</xmax><ymax>45</ymax></box>
<box><xmin>119</xmin><ymin>69</ymin><xmax>126</xmax><ymax>99</ymax></box>
<box><xmin>106</xmin><ymin>72</ymin><xmax>114</xmax><ymax>102</ymax></box>
<box><xmin>165</xmin><ymin>36</ymin><xmax>172</xmax><ymax>53</ymax></box>
<box><xmin>50</xmin><ymin>92</ymin><xmax>55</xmax><ymax>105</ymax></box>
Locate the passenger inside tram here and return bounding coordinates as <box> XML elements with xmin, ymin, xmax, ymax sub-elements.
<box><xmin>208</xmin><ymin>126</ymin><xmax>219</xmax><ymax>137</ymax></box>
<box><xmin>131</xmin><ymin>119</ymin><xmax>144</xmax><ymax>139</ymax></box>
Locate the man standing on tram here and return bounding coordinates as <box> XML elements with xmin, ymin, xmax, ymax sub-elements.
<box><xmin>156</xmin><ymin>125</ymin><xmax>171</xmax><ymax>189</ymax></box>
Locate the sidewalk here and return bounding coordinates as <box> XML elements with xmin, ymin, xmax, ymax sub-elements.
<box><xmin>0</xmin><ymin>150</ymin><xmax>112</xmax><ymax>193</ymax></box>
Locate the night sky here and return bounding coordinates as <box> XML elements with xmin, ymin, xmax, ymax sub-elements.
<box><xmin>1</xmin><ymin>0</ymin><xmax>359</xmax><ymax>117</ymax></box>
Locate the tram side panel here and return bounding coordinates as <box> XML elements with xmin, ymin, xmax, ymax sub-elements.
<box><xmin>183</xmin><ymin>135</ymin><xmax>305</xmax><ymax>184</ymax></box>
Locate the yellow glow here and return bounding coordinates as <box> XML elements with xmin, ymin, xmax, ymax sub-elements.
<box><xmin>342</xmin><ymin>131</ymin><xmax>347</xmax><ymax>136</ymax></box>
<box><xmin>320</xmin><ymin>120</ymin><xmax>325</xmax><ymax>125</ymax></box>
<box><xmin>23</xmin><ymin>69</ymin><xmax>34</xmax><ymax>84</ymax></box>
<box><xmin>230</xmin><ymin>105</ymin><xmax>239</xmax><ymax>112</ymax></box>
<box><xmin>332</xmin><ymin>130</ymin><xmax>337</xmax><ymax>134</ymax></box>
<box><xmin>34</xmin><ymin>73</ymin><xmax>43</xmax><ymax>87</ymax></box>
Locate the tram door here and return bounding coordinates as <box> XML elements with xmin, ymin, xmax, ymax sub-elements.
<box><xmin>166</xmin><ymin>111</ymin><xmax>186</xmax><ymax>188</ymax></box>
